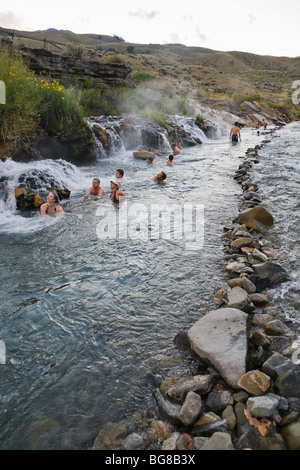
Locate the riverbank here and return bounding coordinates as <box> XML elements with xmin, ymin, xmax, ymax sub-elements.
<box><xmin>92</xmin><ymin>127</ymin><xmax>300</xmax><ymax>451</ymax></box>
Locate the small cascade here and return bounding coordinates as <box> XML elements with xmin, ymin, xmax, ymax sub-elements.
<box><xmin>0</xmin><ymin>159</ymin><xmax>85</xmax><ymax>231</ymax></box>
<box><xmin>170</xmin><ymin>114</ymin><xmax>210</xmax><ymax>144</ymax></box>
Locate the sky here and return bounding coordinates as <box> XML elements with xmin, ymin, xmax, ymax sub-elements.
<box><xmin>0</xmin><ymin>0</ymin><xmax>299</xmax><ymax>57</ymax></box>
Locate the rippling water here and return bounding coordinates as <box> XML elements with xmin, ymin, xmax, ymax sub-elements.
<box><xmin>0</xmin><ymin>123</ymin><xmax>299</xmax><ymax>449</ymax></box>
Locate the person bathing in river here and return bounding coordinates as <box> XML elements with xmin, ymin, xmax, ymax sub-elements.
<box><xmin>146</xmin><ymin>156</ymin><xmax>155</xmax><ymax>164</ymax></box>
<box><xmin>230</xmin><ymin>122</ymin><xmax>241</xmax><ymax>143</ymax></box>
<box><xmin>110</xmin><ymin>180</ymin><xmax>126</xmax><ymax>204</ymax></box>
<box><xmin>167</xmin><ymin>155</ymin><xmax>174</xmax><ymax>166</ymax></box>
<box><xmin>40</xmin><ymin>192</ymin><xmax>64</xmax><ymax>216</ymax></box>
<box><xmin>154</xmin><ymin>171</ymin><xmax>167</xmax><ymax>184</ymax></box>
<box><xmin>85</xmin><ymin>178</ymin><xmax>105</xmax><ymax>199</ymax></box>
<box><xmin>171</xmin><ymin>142</ymin><xmax>181</xmax><ymax>155</ymax></box>
<box><xmin>116</xmin><ymin>169</ymin><xmax>124</xmax><ymax>179</ymax></box>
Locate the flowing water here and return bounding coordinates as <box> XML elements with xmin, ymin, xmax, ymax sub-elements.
<box><xmin>0</xmin><ymin>119</ymin><xmax>299</xmax><ymax>449</ymax></box>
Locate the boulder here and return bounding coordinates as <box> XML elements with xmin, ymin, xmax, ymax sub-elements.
<box><xmin>188</xmin><ymin>308</ymin><xmax>250</xmax><ymax>388</ymax></box>
<box><xmin>238</xmin><ymin>206</ymin><xmax>274</xmax><ymax>231</ymax></box>
<box><xmin>133</xmin><ymin>150</ymin><xmax>155</xmax><ymax>160</ymax></box>
<box><xmin>253</xmin><ymin>261</ymin><xmax>289</xmax><ymax>286</ymax></box>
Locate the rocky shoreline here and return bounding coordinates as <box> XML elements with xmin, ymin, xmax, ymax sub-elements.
<box><xmin>92</xmin><ymin>129</ymin><xmax>300</xmax><ymax>451</ymax></box>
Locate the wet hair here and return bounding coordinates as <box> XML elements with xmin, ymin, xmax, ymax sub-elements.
<box><xmin>160</xmin><ymin>171</ymin><xmax>167</xmax><ymax>180</ymax></box>
<box><xmin>168</xmin><ymin>155</ymin><xmax>174</xmax><ymax>161</ymax></box>
<box><xmin>116</xmin><ymin>169</ymin><xmax>124</xmax><ymax>176</ymax></box>
<box><xmin>93</xmin><ymin>178</ymin><xmax>100</xmax><ymax>184</ymax></box>
<box><xmin>235</xmin><ymin>122</ymin><xmax>239</xmax><ymax>126</ymax></box>
<box><xmin>49</xmin><ymin>191</ymin><xmax>59</xmax><ymax>204</ymax></box>
<box><xmin>147</xmin><ymin>156</ymin><xmax>154</xmax><ymax>162</ymax></box>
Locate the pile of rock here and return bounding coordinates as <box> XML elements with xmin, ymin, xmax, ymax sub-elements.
<box><xmin>92</xmin><ymin>134</ymin><xmax>300</xmax><ymax>451</ymax></box>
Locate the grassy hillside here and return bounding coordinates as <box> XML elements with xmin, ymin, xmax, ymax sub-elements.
<box><xmin>1</xmin><ymin>26</ymin><xmax>299</xmax><ymax>125</ymax></box>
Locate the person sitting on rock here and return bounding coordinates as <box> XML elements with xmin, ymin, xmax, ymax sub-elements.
<box><xmin>85</xmin><ymin>178</ymin><xmax>105</xmax><ymax>199</ymax></box>
<box><xmin>154</xmin><ymin>171</ymin><xmax>167</xmax><ymax>183</ymax></box>
<box><xmin>40</xmin><ymin>191</ymin><xmax>64</xmax><ymax>216</ymax></box>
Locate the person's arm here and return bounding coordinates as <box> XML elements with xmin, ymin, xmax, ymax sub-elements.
<box><xmin>116</xmin><ymin>190</ymin><xmax>126</xmax><ymax>200</ymax></box>
<box><xmin>40</xmin><ymin>204</ymin><xmax>47</xmax><ymax>215</ymax></box>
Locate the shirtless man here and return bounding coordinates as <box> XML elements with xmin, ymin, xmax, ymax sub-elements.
<box><xmin>171</xmin><ymin>142</ymin><xmax>181</xmax><ymax>155</ymax></box>
<box><xmin>230</xmin><ymin>122</ymin><xmax>241</xmax><ymax>142</ymax></box>
<box><xmin>85</xmin><ymin>178</ymin><xmax>104</xmax><ymax>199</ymax></box>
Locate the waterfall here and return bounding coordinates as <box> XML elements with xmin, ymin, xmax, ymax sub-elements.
<box><xmin>0</xmin><ymin>158</ymin><xmax>85</xmax><ymax>233</ymax></box>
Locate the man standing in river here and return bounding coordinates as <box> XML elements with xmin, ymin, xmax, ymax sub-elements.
<box><xmin>230</xmin><ymin>122</ymin><xmax>241</xmax><ymax>142</ymax></box>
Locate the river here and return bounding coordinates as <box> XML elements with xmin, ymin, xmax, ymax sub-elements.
<box><xmin>0</xmin><ymin>119</ymin><xmax>299</xmax><ymax>449</ymax></box>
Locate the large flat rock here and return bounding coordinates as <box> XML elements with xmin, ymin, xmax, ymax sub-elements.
<box><xmin>188</xmin><ymin>308</ymin><xmax>250</xmax><ymax>389</ymax></box>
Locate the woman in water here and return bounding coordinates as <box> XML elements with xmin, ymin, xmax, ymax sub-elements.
<box><xmin>40</xmin><ymin>191</ymin><xmax>64</xmax><ymax>216</ymax></box>
<box><xmin>110</xmin><ymin>180</ymin><xmax>126</xmax><ymax>204</ymax></box>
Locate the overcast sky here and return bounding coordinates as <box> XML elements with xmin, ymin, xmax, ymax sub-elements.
<box><xmin>0</xmin><ymin>0</ymin><xmax>299</xmax><ymax>57</ymax></box>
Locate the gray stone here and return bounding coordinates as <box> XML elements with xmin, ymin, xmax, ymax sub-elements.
<box><xmin>121</xmin><ymin>433</ymin><xmax>144</xmax><ymax>450</ymax></box>
<box><xmin>262</xmin><ymin>352</ymin><xmax>297</xmax><ymax>378</ymax></box>
<box><xmin>199</xmin><ymin>432</ymin><xmax>235</xmax><ymax>450</ymax></box>
<box><xmin>162</xmin><ymin>432</ymin><xmax>181</xmax><ymax>450</ymax></box>
<box><xmin>153</xmin><ymin>389</ymin><xmax>182</xmax><ymax>424</ymax></box>
<box><xmin>246</xmin><ymin>393</ymin><xmax>280</xmax><ymax>417</ymax></box>
<box><xmin>274</xmin><ymin>370</ymin><xmax>300</xmax><ymax>398</ymax></box>
<box><xmin>188</xmin><ymin>308</ymin><xmax>250</xmax><ymax>388</ymax></box>
<box><xmin>179</xmin><ymin>391</ymin><xmax>202</xmax><ymax>426</ymax></box>
<box><xmin>192</xmin><ymin>436</ymin><xmax>209</xmax><ymax>450</ymax></box>
<box><xmin>206</xmin><ymin>391</ymin><xmax>234</xmax><ymax>413</ymax></box>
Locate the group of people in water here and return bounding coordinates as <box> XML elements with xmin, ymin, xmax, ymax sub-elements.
<box><xmin>40</xmin><ymin>118</ymin><xmax>268</xmax><ymax>217</ymax></box>
<box><xmin>40</xmin><ymin>143</ymin><xmax>181</xmax><ymax>216</ymax></box>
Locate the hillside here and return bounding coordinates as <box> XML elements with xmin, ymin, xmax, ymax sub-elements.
<box><xmin>1</xmin><ymin>26</ymin><xmax>299</xmax><ymax>128</ymax></box>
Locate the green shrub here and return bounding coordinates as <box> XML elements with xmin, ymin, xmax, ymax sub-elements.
<box><xmin>0</xmin><ymin>47</ymin><xmax>41</xmax><ymax>141</ymax></box>
<box><xmin>131</xmin><ymin>71</ymin><xmax>155</xmax><ymax>85</ymax></box>
<box><xmin>232</xmin><ymin>93</ymin><xmax>263</xmax><ymax>105</ymax></box>
<box><xmin>0</xmin><ymin>45</ymin><xmax>89</xmax><ymax>143</ymax></box>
